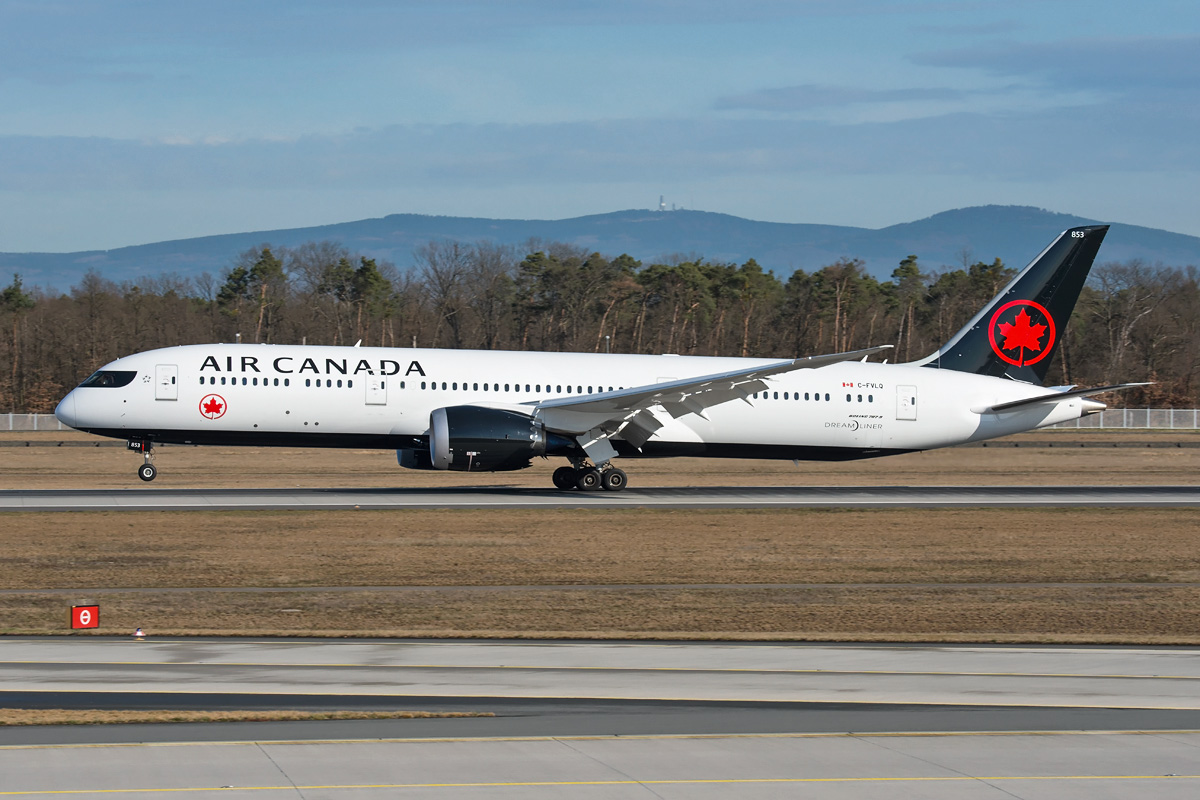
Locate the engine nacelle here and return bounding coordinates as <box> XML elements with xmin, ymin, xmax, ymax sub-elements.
<box><xmin>429</xmin><ymin>406</ymin><xmax>554</xmax><ymax>471</ymax></box>
<box><xmin>397</xmin><ymin>448</ymin><xmax>436</xmax><ymax>470</ymax></box>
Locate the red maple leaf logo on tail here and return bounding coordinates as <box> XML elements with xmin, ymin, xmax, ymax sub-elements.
<box><xmin>997</xmin><ymin>309</ymin><xmax>1047</xmax><ymax>365</ymax></box>
<box><xmin>987</xmin><ymin>300</ymin><xmax>1056</xmax><ymax>368</ymax></box>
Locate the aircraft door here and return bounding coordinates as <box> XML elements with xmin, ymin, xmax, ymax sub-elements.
<box><xmin>155</xmin><ymin>364</ymin><xmax>178</xmax><ymax>400</ymax></box>
<box><xmin>365</xmin><ymin>375</ymin><xmax>387</xmax><ymax>405</ymax></box>
<box><xmin>896</xmin><ymin>385</ymin><xmax>917</xmax><ymax>420</ymax></box>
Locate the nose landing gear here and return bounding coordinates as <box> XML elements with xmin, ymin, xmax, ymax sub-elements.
<box><xmin>129</xmin><ymin>440</ymin><xmax>157</xmax><ymax>482</ymax></box>
<box><xmin>552</xmin><ymin>461</ymin><xmax>628</xmax><ymax>492</ymax></box>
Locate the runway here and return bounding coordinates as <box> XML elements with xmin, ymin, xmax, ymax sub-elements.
<box><xmin>6</xmin><ymin>638</ymin><xmax>1200</xmax><ymax>710</ymax></box>
<box><xmin>2</xmin><ymin>483</ymin><xmax>1199</xmax><ymax>510</ymax></box>
<box><xmin>3</xmin><ymin>638</ymin><xmax>1200</xmax><ymax>797</ymax></box>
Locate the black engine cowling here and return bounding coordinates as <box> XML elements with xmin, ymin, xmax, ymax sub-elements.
<box><xmin>429</xmin><ymin>406</ymin><xmax>557</xmax><ymax>471</ymax></box>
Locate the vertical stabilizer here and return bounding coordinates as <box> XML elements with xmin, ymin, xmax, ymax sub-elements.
<box><xmin>915</xmin><ymin>225</ymin><xmax>1108</xmax><ymax>384</ymax></box>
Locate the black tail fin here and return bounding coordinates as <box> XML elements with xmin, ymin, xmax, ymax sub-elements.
<box><xmin>916</xmin><ymin>225</ymin><xmax>1108</xmax><ymax>384</ymax></box>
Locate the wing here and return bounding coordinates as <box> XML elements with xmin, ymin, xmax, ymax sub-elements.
<box><xmin>531</xmin><ymin>345</ymin><xmax>892</xmax><ymax>462</ymax></box>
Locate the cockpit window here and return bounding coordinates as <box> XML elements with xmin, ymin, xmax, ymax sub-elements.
<box><xmin>78</xmin><ymin>370</ymin><xmax>137</xmax><ymax>388</ymax></box>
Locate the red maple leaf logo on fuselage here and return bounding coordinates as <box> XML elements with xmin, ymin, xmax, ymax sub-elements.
<box><xmin>199</xmin><ymin>394</ymin><xmax>227</xmax><ymax>419</ymax></box>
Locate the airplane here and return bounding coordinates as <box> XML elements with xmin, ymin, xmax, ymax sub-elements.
<box><xmin>55</xmin><ymin>225</ymin><xmax>1142</xmax><ymax>490</ymax></box>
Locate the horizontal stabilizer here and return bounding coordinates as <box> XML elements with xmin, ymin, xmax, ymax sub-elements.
<box><xmin>980</xmin><ymin>383</ymin><xmax>1150</xmax><ymax>414</ymax></box>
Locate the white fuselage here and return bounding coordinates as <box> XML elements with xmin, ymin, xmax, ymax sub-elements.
<box><xmin>56</xmin><ymin>343</ymin><xmax>1094</xmax><ymax>461</ymax></box>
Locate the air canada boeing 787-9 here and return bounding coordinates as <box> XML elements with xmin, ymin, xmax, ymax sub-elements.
<box><xmin>55</xmin><ymin>225</ymin><xmax>1140</xmax><ymax>490</ymax></box>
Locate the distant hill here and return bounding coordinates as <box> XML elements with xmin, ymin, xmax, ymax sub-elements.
<box><xmin>4</xmin><ymin>205</ymin><xmax>1200</xmax><ymax>292</ymax></box>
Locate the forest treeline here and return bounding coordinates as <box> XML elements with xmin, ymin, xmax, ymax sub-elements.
<box><xmin>2</xmin><ymin>238</ymin><xmax>1197</xmax><ymax>412</ymax></box>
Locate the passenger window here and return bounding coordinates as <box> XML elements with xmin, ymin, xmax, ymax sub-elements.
<box><xmin>846</xmin><ymin>394</ymin><xmax>851</xmax><ymax>402</ymax></box>
<box><xmin>421</xmin><ymin>381</ymin><xmax>427</xmax><ymax>389</ymax></box>
<box><xmin>525</xmin><ymin>384</ymin><xmax>531</xmax><ymax>392</ymax></box>
<box><xmin>505</xmin><ymin>384</ymin><xmax>510</xmax><ymax>392</ymax></box>
<box><xmin>825</xmin><ymin>393</ymin><xmax>830</xmax><ymax>401</ymax></box>
<box><xmin>338</xmin><ymin>380</ymin><xmax>343</xmax><ymax>388</ymax></box>
<box><xmin>805</xmin><ymin>392</ymin><xmax>809</xmax><ymax>400</ymax></box>
<box><xmin>252</xmin><ymin>377</ymin><xmax>258</xmax><ymax>386</ymax></box>
<box><xmin>473</xmin><ymin>383</ymin><xmax>479</xmax><ymax>391</ymax></box>
<box><xmin>868</xmin><ymin>394</ymin><xmax>873</xmax><ymax>402</ymax></box>
<box><xmin>452</xmin><ymin>382</ymin><xmax>458</xmax><ymax>390</ymax></box>
<box><xmin>773</xmin><ymin>391</ymin><xmax>779</xmax><ymax>399</ymax></box>
<box><xmin>284</xmin><ymin>379</ymin><xmax>290</xmax><ymax>386</ymax></box>
<box><xmin>305</xmin><ymin>379</ymin><xmax>311</xmax><ymax>387</ymax></box>
<box><xmin>784</xmin><ymin>392</ymin><xmax>789</xmax><ymax>400</ymax></box>
<box><xmin>857</xmin><ymin>394</ymin><xmax>862</xmax><ymax>402</ymax></box>
<box><xmin>221</xmin><ymin>377</ymin><xmax>226</xmax><ymax>385</ymax></box>
<box><xmin>588</xmin><ymin>386</ymin><xmax>593</xmax><ymax>394</ymax></box>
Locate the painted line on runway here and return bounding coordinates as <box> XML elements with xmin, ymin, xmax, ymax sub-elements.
<box><xmin>3</xmin><ymin>484</ymin><xmax>1199</xmax><ymax>511</ymax></box>
<box><xmin>6</xmin><ymin>659</ymin><xmax>1198</xmax><ymax>681</ymax></box>
<box><xmin>6</xmin><ymin>729</ymin><xmax>1200</xmax><ymax>750</ymax></box>
<box><xmin>12</xmin><ymin>638</ymin><xmax>1197</xmax><ymax>655</ymax></box>
<box><xmin>2</xmin><ymin>774</ymin><xmax>1198</xmax><ymax>795</ymax></box>
<box><xmin>6</xmin><ymin>688</ymin><xmax>1199</xmax><ymax>711</ymax></box>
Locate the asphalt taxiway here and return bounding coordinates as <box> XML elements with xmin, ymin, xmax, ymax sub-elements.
<box><xmin>2</xmin><ymin>639</ymin><xmax>1200</xmax><ymax>798</ymax></box>
<box><xmin>2</xmin><ymin>484</ymin><xmax>1199</xmax><ymax>510</ymax></box>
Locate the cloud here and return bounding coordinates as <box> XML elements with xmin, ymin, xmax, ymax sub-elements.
<box><xmin>714</xmin><ymin>84</ymin><xmax>968</xmax><ymax>112</ymax></box>
<box><xmin>914</xmin><ymin>20</ymin><xmax>1027</xmax><ymax>36</ymax></box>
<box><xmin>0</xmin><ymin>0</ymin><xmax>893</xmax><ymax>87</ymax></box>
<box><xmin>3</xmin><ymin>102</ymin><xmax>1197</xmax><ymax>200</ymax></box>
<box><xmin>913</xmin><ymin>35</ymin><xmax>1200</xmax><ymax>93</ymax></box>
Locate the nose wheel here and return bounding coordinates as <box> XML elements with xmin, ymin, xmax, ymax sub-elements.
<box><xmin>130</xmin><ymin>440</ymin><xmax>157</xmax><ymax>482</ymax></box>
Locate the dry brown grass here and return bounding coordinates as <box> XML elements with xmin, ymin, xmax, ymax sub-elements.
<box><xmin>3</xmin><ymin>429</ymin><xmax>1200</xmax><ymax>489</ymax></box>
<box><xmin>2</xmin><ymin>506</ymin><xmax>1199</xmax><ymax>643</ymax></box>
<box><xmin>0</xmin><ymin>709</ymin><xmax>490</xmax><ymax>726</ymax></box>
<box><xmin>2</xmin><ymin>508</ymin><xmax>1198</xmax><ymax>589</ymax></box>
<box><xmin>3</xmin><ymin>430</ymin><xmax>1199</xmax><ymax>643</ymax></box>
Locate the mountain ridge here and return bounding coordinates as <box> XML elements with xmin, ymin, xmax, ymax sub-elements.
<box><xmin>5</xmin><ymin>205</ymin><xmax>1199</xmax><ymax>291</ymax></box>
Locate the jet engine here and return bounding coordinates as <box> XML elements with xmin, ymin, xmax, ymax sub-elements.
<box><xmin>427</xmin><ymin>406</ymin><xmax>571</xmax><ymax>471</ymax></box>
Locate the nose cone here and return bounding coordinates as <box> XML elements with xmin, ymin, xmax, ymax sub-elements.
<box><xmin>55</xmin><ymin>391</ymin><xmax>77</xmax><ymax>429</ymax></box>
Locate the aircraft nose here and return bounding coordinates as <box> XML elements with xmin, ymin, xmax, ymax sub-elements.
<box><xmin>55</xmin><ymin>391</ymin><xmax>77</xmax><ymax>429</ymax></box>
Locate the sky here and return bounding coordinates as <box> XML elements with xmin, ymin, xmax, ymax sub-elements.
<box><xmin>1</xmin><ymin>0</ymin><xmax>1198</xmax><ymax>252</ymax></box>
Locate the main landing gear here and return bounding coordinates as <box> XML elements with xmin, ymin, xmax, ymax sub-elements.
<box><xmin>129</xmin><ymin>440</ymin><xmax>157</xmax><ymax>482</ymax></box>
<box><xmin>552</xmin><ymin>461</ymin><xmax>628</xmax><ymax>492</ymax></box>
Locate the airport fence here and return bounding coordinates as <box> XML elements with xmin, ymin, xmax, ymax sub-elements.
<box><xmin>1047</xmin><ymin>408</ymin><xmax>1200</xmax><ymax>429</ymax></box>
<box><xmin>3</xmin><ymin>410</ymin><xmax>1200</xmax><ymax>432</ymax></box>
<box><xmin>4</xmin><ymin>414</ymin><xmax>74</xmax><ymax>431</ymax></box>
